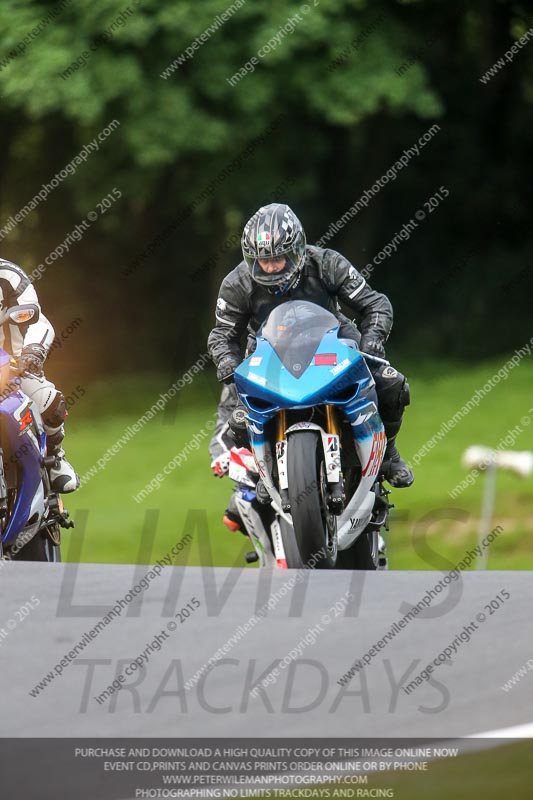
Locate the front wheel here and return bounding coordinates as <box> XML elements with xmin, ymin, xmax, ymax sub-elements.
<box><xmin>287</xmin><ymin>431</ymin><xmax>337</xmax><ymax>568</ymax></box>
<box><xmin>278</xmin><ymin>516</ymin><xmax>304</xmax><ymax>569</ymax></box>
<box><xmin>336</xmin><ymin>530</ymin><xmax>379</xmax><ymax>570</ymax></box>
<box><xmin>13</xmin><ymin>530</ymin><xmax>61</xmax><ymax>562</ymax></box>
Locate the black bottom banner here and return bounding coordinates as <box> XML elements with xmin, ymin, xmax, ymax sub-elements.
<box><xmin>0</xmin><ymin>737</ymin><xmax>530</xmax><ymax>800</ymax></box>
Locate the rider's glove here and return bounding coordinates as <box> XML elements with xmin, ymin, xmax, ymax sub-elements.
<box><xmin>211</xmin><ymin>452</ymin><xmax>230</xmax><ymax>478</ymax></box>
<box><xmin>18</xmin><ymin>343</ymin><xmax>47</xmax><ymax>377</ymax></box>
<box><xmin>216</xmin><ymin>356</ymin><xmax>238</xmax><ymax>385</ymax></box>
<box><xmin>360</xmin><ymin>334</ymin><xmax>386</xmax><ymax>360</ymax></box>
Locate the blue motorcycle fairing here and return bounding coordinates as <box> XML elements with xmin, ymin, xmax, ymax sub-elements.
<box><xmin>236</xmin><ymin>330</ymin><xmax>374</xmax><ymax>407</ymax></box>
<box><xmin>233</xmin><ymin>300</ymin><xmax>387</xmax><ymax>548</ymax></box>
<box><xmin>235</xmin><ymin>319</ymin><xmax>380</xmax><ymax>446</ymax></box>
<box><xmin>0</xmin><ymin>388</ymin><xmax>46</xmax><ymax>546</ymax></box>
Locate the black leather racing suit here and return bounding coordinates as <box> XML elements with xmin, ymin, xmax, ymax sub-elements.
<box><xmin>207</xmin><ymin>245</ymin><xmax>410</xmax><ymax>460</ymax></box>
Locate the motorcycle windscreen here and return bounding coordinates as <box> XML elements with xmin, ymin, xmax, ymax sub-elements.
<box><xmin>260</xmin><ymin>300</ymin><xmax>339</xmax><ymax>379</ymax></box>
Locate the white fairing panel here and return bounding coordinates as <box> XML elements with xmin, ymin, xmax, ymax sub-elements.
<box><xmin>248</xmin><ymin>413</ymin><xmax>386</xmax><ymax>555</ymax></box>
<box><xmin>234</xmin><ymin>495</ymin><xmax>277</xmax><ymax>568</ymax></box>
<box><xmin>337</xmin><ymin>490</ymin><xmax>375</xmax><ymax>549</ymax></box>
<box><xmin>249</xmin><ymin>438</ymin><xmax>293</xmax><ymax>525</ymax></box>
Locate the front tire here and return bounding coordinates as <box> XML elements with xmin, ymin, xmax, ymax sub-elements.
<box><xmin>14</xmin><ymin>530</ymin><xmax>61</xmax><ymax>562</ymax></box>
<box><xmin>278</xmin><ymin>516</ymin><xmax>304</xmax><ymax>569</ymax></box>
<box><xmin>336</xmin><ymin>529</ymin><xmax>378</xmax><ymax>570</ymax></box>
<box><xmin>287</xmin><ymin>431</ymin><xmax>337</xmax><ymax>568</ymax></box>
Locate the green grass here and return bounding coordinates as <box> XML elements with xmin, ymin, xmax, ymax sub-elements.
<box><xmin>365</xmin><ymin>741</ymin><xmax>533</xmax><ymax>799</ymax></box>
<box><xmin>245</xmin><ymin>741</ymin><xmax>533</xmax><ymax>799</ymax></box>
<box><xmin>62</xmin><ymin>359</ymin><xmax>533</xmax><ymax>568</ymax></box>
<box><xmin>63</xmin><ymin>390</ymin><xmax>249</xmax><ymax>567</ymax></box>
<box><xmin>389</xmin><ymin>357</ymin><xmax>533</xmax><ymax>570</ymax></box>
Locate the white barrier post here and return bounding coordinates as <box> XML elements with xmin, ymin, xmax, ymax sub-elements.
<box><xmin>462</xmin><ymin>446</ymin><xmax>533</xmax><ymax>570</ymax></box>
<box><xmin>477</xmin><ymin>461</ymin><xmax>497</xmax><ymax>569</ymax></box>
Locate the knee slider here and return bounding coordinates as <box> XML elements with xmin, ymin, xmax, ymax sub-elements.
<box><xmin>41</xmin><ymin>392</ymin><xmax>67</xmax><ymax>428</ymax></box>
<box><xmin>400</xmin><ymin>379</ymin><xmax>411</xmax><ymax>409</ymax></box>
<box><xmin>375</xmin><ymin>368</ymin><xmax>410</xmax><ymax>419</ymax></box>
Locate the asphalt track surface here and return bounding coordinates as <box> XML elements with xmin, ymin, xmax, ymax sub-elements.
<box><xmin>1</xmin><ymin>562</ymin><xmax>532</xmax><ymax>738</ymax></box>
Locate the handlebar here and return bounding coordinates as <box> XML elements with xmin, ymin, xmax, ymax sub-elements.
<box><xmin>359</xmin><ymin>351</ymin><xmax>391</xmax><ymax>367</ymax></box>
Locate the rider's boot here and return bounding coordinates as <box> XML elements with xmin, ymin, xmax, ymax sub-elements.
<box><xmin>47</xmin><ymin>427</ymin><xmax>80</xmax><ymax>493</ymax></box>
<box><xmin>380</xmin><ymin>420</ymin><xmax>414</xmax><ymax>488</ymax></box>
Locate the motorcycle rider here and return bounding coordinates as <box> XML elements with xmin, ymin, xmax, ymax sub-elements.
<box><xmin>207</xmin><ymin>203</ymin><xmax>413</xmax><ymax>530</ymax></box>
<box><xmin>0</xmin><ymin>258</ymin><xmax>79</xmax><ymax>492</ymax></box>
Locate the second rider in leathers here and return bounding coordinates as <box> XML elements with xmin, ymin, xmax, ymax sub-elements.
<box><xmin>208</xmin><ymin>203</ymin><xmax>413</xmax><ymax>530</ymax></box>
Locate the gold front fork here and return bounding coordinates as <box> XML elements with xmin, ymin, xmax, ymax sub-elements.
<box><xmin>277</xmin><ymin>409</ymin><xmax>287</xmax><ymax>441</ymax></box>
<box><xmin>325</xmin><ymin>404</ymin><xmax>339</xmax><ymax>436</ymax></box>
<box><xmin>276</xmin><ymin>409</ymin><xmax>290</xmax><ymax>511</ymax></box>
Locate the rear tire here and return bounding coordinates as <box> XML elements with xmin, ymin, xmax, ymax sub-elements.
<box><xmin>287</xmin><ymin>431</ymin><xmax>337</xmax><ymax>568</ymax></box>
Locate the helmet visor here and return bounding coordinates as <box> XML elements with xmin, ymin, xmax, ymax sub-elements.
<box><xmin>248</xmin><ymin>254</ymin><xmax>299</xmax><ymax>288</ymax></box>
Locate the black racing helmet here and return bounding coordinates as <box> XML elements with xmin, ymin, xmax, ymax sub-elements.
<box><xmin>241</xmin><ymin>203</ymin><xmax>307</xmax><ymax>294</ymax></box>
